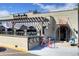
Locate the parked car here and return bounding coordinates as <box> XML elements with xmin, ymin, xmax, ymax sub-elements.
<box><xmin>69</xmin><ymin>36</ymin><xmax>78</xmax><ymax>46</ymax></box>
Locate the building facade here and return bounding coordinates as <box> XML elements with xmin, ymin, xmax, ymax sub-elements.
<box><xmin>0</xmin><ymin>9</ymin><xmax>78</xmax><ymax>52</ymax></box>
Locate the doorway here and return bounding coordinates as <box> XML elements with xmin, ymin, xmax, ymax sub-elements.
<box><xmin>56</xmin><ymin>25</ymin><xmax>71</xmax><ymax>42</ymax></box>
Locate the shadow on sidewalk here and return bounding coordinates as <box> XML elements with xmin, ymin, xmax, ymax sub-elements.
<box><xmin>30</xmin><ymin>45</ymin><xmax>47</xmax><ymax>50</ymax></box>
<box><xmin>0</xmin><ymin>47</ymin><xmax>6</xmax><ymax>52</ymax></box>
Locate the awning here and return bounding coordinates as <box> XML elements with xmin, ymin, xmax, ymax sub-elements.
<box><xmin>14</xmin><ymin>22</ymin><xmax>36</xmax><ymax>29</ymax></box>
<box><xmin>14</xmin><ymin>17</ymin><xmax>49</xmax><ymax>29</ymax></box>
<box><xmin>2</xmin><ymin>21</ymin><xmax>12</xmax><ymax>28</ymax></box>
<box><xmin>20</xmin><ymin>25</ymin><xmax>27</xmax><ymax>30</ymax></box>
<box><xmin>0</xmin><ymin>26</ymin><xmax>5</xmax><ymax>30</ymax></box>
<box><xmin>14</xmin><ymin>17</ymin><xmax>49</xmax><ymax>23</ymax></box>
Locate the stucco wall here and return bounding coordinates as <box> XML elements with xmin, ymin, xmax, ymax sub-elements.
<box><xmin>27</xmin><ymin>9</ymin><xmax>78</xmax><ymax>31</ymax></box>
<box><xmin>0</xmin><ymin>35</ymin><xmax>28</xmax><ymax>52</ymax></box>
<box><xmin>45</xmin><ymin>16</ymin><xmax>56</xmax><ymax>37</ymax></box>
<box><xmin>0</xmin><ymin>15</ymin><xmax>13</xmax><ymax>20</ymax></box>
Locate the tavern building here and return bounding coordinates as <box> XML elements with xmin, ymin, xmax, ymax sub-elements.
<box><xmin>0</xmin><ymin>9</ymin><xmax>78</xmax><ymax>51</ymax></box>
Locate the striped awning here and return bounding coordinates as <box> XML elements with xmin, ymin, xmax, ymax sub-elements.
<box><xmin>13</xmin><ymin>16</ymin><xmax>49</xmax><ymax>29</ymax></box>
<box><xmin>0</xmin><ymin>17</ymin><xmax>49</xmax><ymax>29</ymax></box>
<box><xmin>2</xmin><ymin>21</ymin><xmax>13</xmax><ymax>28</ymax></box>
<box><xmin>0</xmin><ymin>26</ymin><xmax>5</xmax><ymax>30</ymax></box>
<box><xmin>13</xmin><ymin>17</ymin><xmax>49</xmax><ymax>23</ymax></box>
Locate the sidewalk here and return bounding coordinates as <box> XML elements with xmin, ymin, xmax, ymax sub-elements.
<box><xmin>28</xmin><ymin>43</ymin><xmax>78</xmax><ymax>56</ymax></box>
<box><xmin>0</xmin><ymin>48</ymin><xmax>38</xmax><ymax>56</ymax></box>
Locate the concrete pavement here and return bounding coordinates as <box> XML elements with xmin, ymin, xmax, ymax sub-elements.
<box><xmin>28</xmin><ymin>43</ymin><xmax>79</xmax><ymax>56</ymax></box>
<box><xmin>29</xmin><ymin>47</ymin><xmax>78</xmax><ymax>56</ymax></box>
<box><xmin>0</xmin><ymin>48</ymin><xmax>38</xmax><ymax>56</ymax></box>
<box><xmin>0</xmin><ymin>42</ymin><xmax>78</xmax><ymax>56</ymax></box>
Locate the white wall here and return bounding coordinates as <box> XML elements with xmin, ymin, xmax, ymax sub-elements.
<box><xmin>0</xmin><ymin>35</ymin><xmax>28</xmax><ymax>52</ymax></box>
<box><xmin>27</xmin><ymin>9</ymin><xmax>78</xmax><ymax>31</ymax></box>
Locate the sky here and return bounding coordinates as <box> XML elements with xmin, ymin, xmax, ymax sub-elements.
<box><xmin>0</xmin><ymin>3</ymin><xmax>78</xmax><ymax>17</ymax></box>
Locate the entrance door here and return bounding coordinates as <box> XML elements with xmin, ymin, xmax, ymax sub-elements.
<box><xmin>56</xmin><ymin>25</ymin><xmax>70</xmax><ymax>42</ymax></box>
<box><xmin>60</xmin><ymin>26</ymin><xmax>66</xmax><ymax>41</ymax></box>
